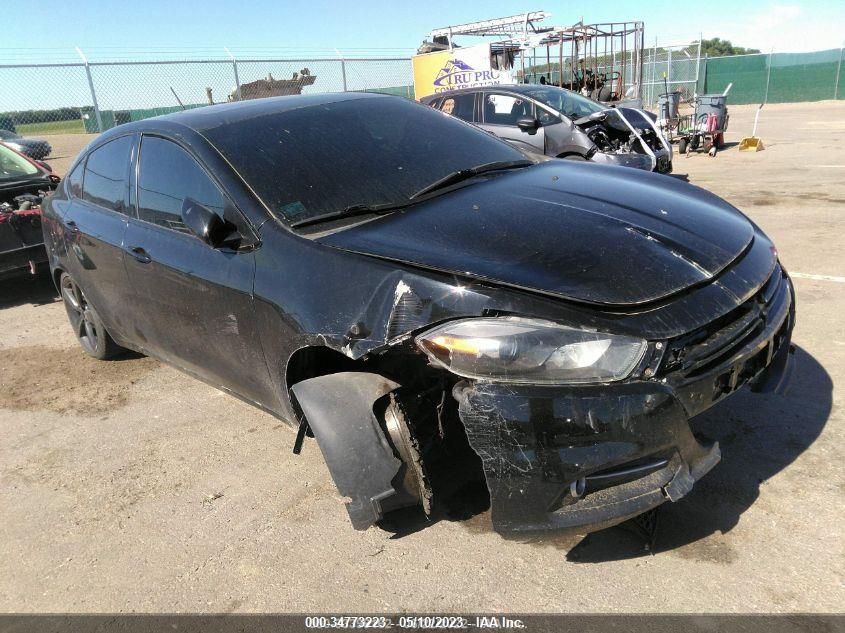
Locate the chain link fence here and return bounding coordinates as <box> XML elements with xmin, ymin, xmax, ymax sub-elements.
<box><xmin>2</xmin><ymin>46</ymin><xmax>843</xmax><ymax>143</ymax></box>
<box><xmin>642</xmin><ymin>42</ymin><xmax>703</xmax><ymax>107</ymax></box>
<box><xmin>703</xmin><ymin>48</ymin><xmax>845</xmax><ymax>104</ymax></box>
<box><xmin>0</xmin><ymin>57</ymin><xmax>413</xmax><ymax>138</ymax></box>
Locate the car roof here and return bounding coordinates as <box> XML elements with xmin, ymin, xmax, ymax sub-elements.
<box><xmin>99</xmin><ymin>91</ymin><xmax>388</xmax><ymax>139</ymax></box>
<box><xmin>424</xmin><ymin>84</ymin><xmax>556</xmax><ymax>99</ymax></box>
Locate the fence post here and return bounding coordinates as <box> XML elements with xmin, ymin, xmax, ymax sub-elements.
<box><xmin>334</xmin><ymin>49</ymin><xmax>348</xmax><ymax>92</ymax></box>
<box><xmin>652</xmin><ymin>37</ymin><xmax>658</xmax><ymax>106</ymax></box>
<box><xmin>695</xmin><ymin>37</ymin><xmax>703</xmax><ymax>96</ymax></box>
<box><xmin>667</xmin><ymin>46</ymin><xmax>672</xmax><ymax>90</ymax></box>
<box><xmin>764</xmin><ymin>49</ymin><xmax>773</xmax><ymax>104</ymax></box>
<box><xmin>76</xmin><ymin>47</ymin><xmax>103</xmax><ymax>133</ymax></box>
<box><xmin>226</xmin><ymin>48</ymin><xmax>242</xmax><ymax>101</ymax></box>
<box><xmin>835</xmin><ymin>44</ymin><xmax>843</xmax><ymax>100</ymax></box>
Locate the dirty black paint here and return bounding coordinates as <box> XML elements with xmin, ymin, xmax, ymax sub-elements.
<box><xmin>40</xmin><ymin>93</ymin><xmax>796</xmax><ymax>534</ymax></box>
<box><xmin>318</xmin><ymin>160</ymin><xmax>754</xmax><ymax>306</ymax></box>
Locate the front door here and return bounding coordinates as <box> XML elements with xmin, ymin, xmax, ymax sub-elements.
<box><xmin>479</xmin><ymin>92</ymin><xmax>545</xmax><ymax>154</ymax></box>
<box><xmin>122</xmin><ymin>135</ymin><xmax>276</xmax><ymax>410</ymax></box>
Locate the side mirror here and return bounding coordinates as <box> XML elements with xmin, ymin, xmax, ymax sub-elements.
<box><xmin>181</xmin><ymin>197</ymin><xmax>236</xmax><ymax>248</ymax></box>
<box><xmin>516</xmin><ymin>116</ymin><xmax>540</xmax><ymax>133</ymax></box>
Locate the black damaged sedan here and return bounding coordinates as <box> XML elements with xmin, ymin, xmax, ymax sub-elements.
<box><xmin>42</xmin><ymin>93</ymin><xmax>794</xmax><ymax>534</ymax></box>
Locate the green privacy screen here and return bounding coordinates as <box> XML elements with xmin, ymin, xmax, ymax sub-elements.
<box><xmin>703</xmin><ymin>48</ymin><xmax>845</xmax><ymax>104</ymax></box>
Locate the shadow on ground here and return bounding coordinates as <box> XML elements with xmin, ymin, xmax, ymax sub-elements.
<box><xmin>562</xmin><ymin>346</ymin><xmax>831</xmax><ymax>561</ymax></box>
<box><xmin>0</xmin><ymin>272</ymin><xmax>58</xmax><ymax>310</ymax></box>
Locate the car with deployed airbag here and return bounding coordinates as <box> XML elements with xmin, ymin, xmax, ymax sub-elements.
<box><xmin>41</xmin><ymin>92</ymin><xmax>794</xmax><ymax>535</ymax></box>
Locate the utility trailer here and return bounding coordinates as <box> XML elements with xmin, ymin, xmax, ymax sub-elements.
<box><xmin>519</xmin><ymin>21</ymin><xmax>645</xmax><ymax>104</ymax></box>
<box><xmin>413</xmin><ymin>12</ymin><xmax>645</xmax><ymax>106</ymax></box>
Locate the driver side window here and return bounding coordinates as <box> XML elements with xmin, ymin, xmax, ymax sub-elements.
<box><xmin>137</xmin><ymin>136</ymin><xmax>225</xmax><ymax>234</ymax></box>
<box><xmin>483</xmin><ymin>93</ymin><xmax>533</xmax><ymax>126</ymax></box>
<box><xmin>537</xmin><ymin>107</ymin><xmax>560</xmax><ymax>126</ymax></box>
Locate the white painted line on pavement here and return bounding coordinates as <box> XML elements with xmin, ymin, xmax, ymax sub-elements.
<box><xmin>790</xmin><ymin>272</ymin><xmax>845</xmax><ymax>283</ymax></box>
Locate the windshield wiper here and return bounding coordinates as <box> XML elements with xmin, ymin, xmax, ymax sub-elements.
<box><xmin>291</xmin><ymin>160</ymin><xmax>533</xmax><ymax>229</ymax></box>
<box><xmin>409</xmin><ymin>159</ymin><xmax>533</xmax><ymax>199</ymax></box>
<box><xmin>290</xmin><ymin>201</ymin><xmax>408</xmax><ymax>229</ymax></box>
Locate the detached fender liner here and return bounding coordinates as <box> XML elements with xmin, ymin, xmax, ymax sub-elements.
<box><xmin>290</xmin><ymin>372</ymin><xmax>414</xmax><ymax>530</ymax></box>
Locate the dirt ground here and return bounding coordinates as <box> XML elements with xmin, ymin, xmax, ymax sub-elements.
<box><xmin>1</xmin><ymin>101</ymin><xmax>843</xmax><ymax>613</ymax></box>
<box><xmin>39</xmin><ymin>133</ymin><xmax>97</xmax><ymax>176</ymax></box>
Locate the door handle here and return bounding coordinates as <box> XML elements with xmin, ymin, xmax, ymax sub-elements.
<box><xmin>64</xmin><ymin>219</ymin><xmax>79</xmax><ymax>233</ymax></box>
<box><xmin>127</xmin><ymin>245</ymin><xmax>152</xmax><ymax>264</ymax></box>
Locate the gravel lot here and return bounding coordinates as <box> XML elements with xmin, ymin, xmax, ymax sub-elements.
<box><xmin>1</xmin><ymin>101</ymin><xmax>843</xmax><ymax>613</ymax></box>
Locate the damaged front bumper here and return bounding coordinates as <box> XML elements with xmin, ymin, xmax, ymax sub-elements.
<box><xmin>452</xmin><ymin>271</ymin><xmax>794</xmax><ymax>533</ymax></box>
<box><xmin>454</xmin><ymin>380</ymin><xmax>721</xmax><ymax>533</ymax></box>
<box><xmin>592</xmin><ymin>147</ymin><xmax>672</xmax><ymax>173</ymax></box>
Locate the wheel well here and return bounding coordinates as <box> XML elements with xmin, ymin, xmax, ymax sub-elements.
<box><xmin>285</xmin><ymin>344</ymin><xmax>490</xmax><ymax>522</ymax></box>
<box><xmin>51</xmin><ymin>267</ymin><xmax>65</xmax><ymax>292</ymax></box>
<box><xmin>285</xmin><ymin>346</ymin><xmax>360</xmax><ymax>392</ymax></box>
<box><xmin>556</xmin><ymin>151</ymin><xmax>587</xmax><ymax>160</ymax></box>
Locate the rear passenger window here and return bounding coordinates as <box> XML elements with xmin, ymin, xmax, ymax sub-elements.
<box><xmin>66</xmin><ymin>161</ymin><xmax>84</xmax><ymax>199</ymax></box>
<box><xmin>83</xmin><ymin>136</ymin><xmax>133</xmax><ymax>213</ymax></box>
<box><xmin>440</xmin><ymin>93</ymin><xmax>476</xmax><ymax>122</ymax></box>
<box><xmin>137</xmin><ymin>136</ymin><xmax>225</xmax><ymax>233</ymax></box>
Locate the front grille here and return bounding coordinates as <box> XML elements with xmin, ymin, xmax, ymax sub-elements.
<box><xmin>661</xmin><ymin>265</ymin><xmax>788</xmax><ymax>378</ymax></box>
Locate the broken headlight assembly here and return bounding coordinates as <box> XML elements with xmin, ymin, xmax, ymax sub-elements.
<box><xmin>415</xmin><ymin>316</ymin><xmax>647</xmax><ymax>384</ymax></box>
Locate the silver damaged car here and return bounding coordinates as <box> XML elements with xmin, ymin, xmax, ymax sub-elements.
<box><xmin>422</xmin><ymin>84</ymin><xmax>672</xmax><ymax>173</ymax></box>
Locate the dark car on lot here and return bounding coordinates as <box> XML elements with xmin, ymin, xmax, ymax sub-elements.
<box><xmin>1</xmin><ymin>142</ymin><xmax>59</xmax><ymax>280</ymax></box>
<box><xmin>42</xmin><ymin>92</ymin><xmax>794</xmax><ymax>534</ymax></box>
<box><xmin>0</xmin><ymin>128</ymin><xmax>52</xmax><ymax>160</ymax></box>
<box><xmin>421</xmin><ymin>84</ymin><xmax>672</xmax><ymax>173</ymax></box>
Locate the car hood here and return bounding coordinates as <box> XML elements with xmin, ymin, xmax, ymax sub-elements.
<box><xmin>315</xmin><ymin>161</ymin><xmax>755</xmax><ymax>306</ymax></box>
<box><xmin>573</xmin><ymin>108</ymin><xmax>632</xmax><ymax>132</ymax></box>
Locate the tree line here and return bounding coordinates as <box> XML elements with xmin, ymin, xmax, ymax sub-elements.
<box><xmin>0</xmin><ymin>107</ymin><xmax>83</xmax><ymax>131</ymax></box>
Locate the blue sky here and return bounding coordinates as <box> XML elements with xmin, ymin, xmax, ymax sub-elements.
<box><xmin>2</xmin><ymin>0</ymin><xmax>843</xmax><ymax>62</ymax></box>
<box><xmin>1</xmin><ymin>1</ymin><xmax>841</xmax><ymax>112</ymax></box>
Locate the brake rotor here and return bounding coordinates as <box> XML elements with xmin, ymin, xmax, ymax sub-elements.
<box><xmin>383</xmin><ymin>394</ymin><xmax>433</xmax><ymax>515</ymax></box>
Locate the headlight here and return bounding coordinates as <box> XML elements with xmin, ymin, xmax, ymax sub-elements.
<box><xmin>415</xmin><ymin>317</ymin><xmax>647</xmax><ymax>384</ymax></box>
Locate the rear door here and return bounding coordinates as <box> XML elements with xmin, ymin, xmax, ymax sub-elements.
<box><xmin>60</xmin><ymin>134</ymin><xmax>136</xmax><ymax>341</ymax></box>
<box><xmin>436</xmin><ymin>92</ymin><xmax>478</xmax><ymax>123</ymax></box>
<box><xmin>122</xmin><ymin>134</ymin><xmax>274</xmax><ymax>409</ymax></box>
<box><xmin>479</xmin><ymin>91</ymin><xmax>545</xmax><ymax>153</ymax></box>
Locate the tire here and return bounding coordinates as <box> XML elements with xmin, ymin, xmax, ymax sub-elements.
<box><xmin>59</xmin><ymin>272</ymin><xmax>123</xmax><ymax>360</ymax></box>
<box><xmin>678</xmin><ymin>138</ymin><xmax>688</xmax><ymax>154</ymax></box>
